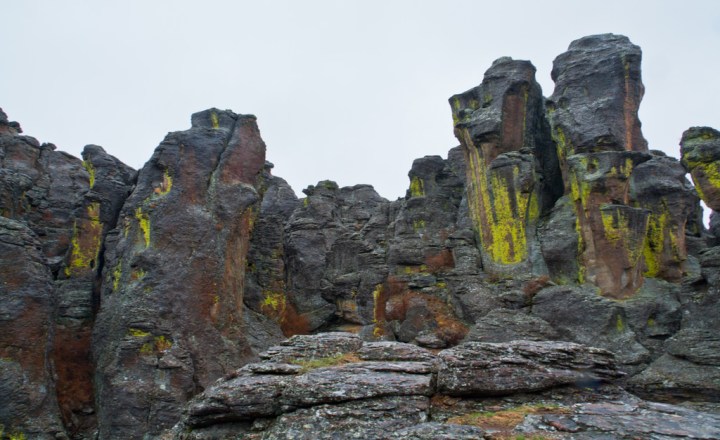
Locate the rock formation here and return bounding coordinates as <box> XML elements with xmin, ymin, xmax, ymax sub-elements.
<box><xmin>2</xmin><ymin>33</ymin><xmax>720</xmax><ymax>439</ymax></box>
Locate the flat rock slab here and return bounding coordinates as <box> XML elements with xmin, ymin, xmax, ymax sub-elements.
<box><xmin>437</xmin><ymin>340</ymin><xmax>623</xmax><ymax>396</ymax></box>
<box><xmin>260</xmin><ymin>396</ymin><xmax>430</xmax><ymax>440</ymax></box>
<box><xmin>259</xmin><ymin>332</ymin><xmax>363</xmax><ymax>362</ymax></box>
<box><xmin>283</xmin><ymin>361</ymin><xmax>434</xmax><ymax>407</ymax></box>
<box><xmin>535</xmin><ymin>400</ymin><xmax>720</xmax><ymax>439</ymax></box>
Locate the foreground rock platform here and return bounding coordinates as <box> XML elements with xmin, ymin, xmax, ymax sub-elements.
<box><xmin>161</xmin><ymin>333</ymin><xmax>720</xmax><ymax>439</ymax></box>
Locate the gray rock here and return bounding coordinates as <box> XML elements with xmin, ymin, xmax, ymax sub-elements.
<box><xmin>665</xmin><ymin>328</ymin><xmax>720</xmax><ymax>365</ymax></box>
<box><xmin>283</xmin><ymin>361</ymin><xmax>434</xmax><ymax>408</ymax></box>
<box><xmin>463</xmin><ymin>308</ymin><xmax>560</xmax><ymax>343</ymax></box>
<box><xmin>261</xmin><ymin>396</ymin><xmax>429</xmax><ymax>440</ymax></box>
<box><xmin>628</xmin><ymin>354</ymin><xmax>720</xmax><ymax>400</ymax></box>
<box><xmin>437</xmin><ymin>340</ymin><xmax>622</xmax><ymax>396</ymax></box>
<box><xmin>390</xmin><ymin>422</ymin><xmax>486</xmax><ymax>439</ymax></box>
<box><xmin>259</xmin><ymin>332</ymin><xmax>363</xmax><ymax>362</ymax></box>
<box><xmin>531</xmin><ymin>285</ymin><xmax>650</xmax><ymax>365</ymax></box>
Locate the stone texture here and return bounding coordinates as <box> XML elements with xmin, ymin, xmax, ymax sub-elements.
<box><xmin>630</xmin><ymin>153</ymin><xmax>698</xmax><ymax>281</ymax></box>
<box><xmin>92</xmin><ymin>109</ymin><xmax>267</xmax><ymax>439</ymax></box>
<box><xmin>450</xmin><ymin>57</ymin><xmax>559</xmax><ymax>274</ymax></box>
<box><xmin>436</xmin><ymin>340</ymin><xmax>622</xmax><ymax>396</ymax></box>
<box><xmin>0</xmin><ymin>217</ymin><xmax>64</xmax><ymax>439</ymax></box>
<box><xmin>463</xmin><ymin>308</ymin><xmax>560</xmax><ymax>343</ymax></box>
<box><xmin>548</xmin><ymin>33</ymin><xmax>648</xmax><ymax>157</ymax></box>
<box><xmin>681</xmin><ymin>126</ymin><xmax>720</xmax><ymax>210</ymax></box>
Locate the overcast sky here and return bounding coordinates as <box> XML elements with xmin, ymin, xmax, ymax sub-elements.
<box><xmin>2</xmin><ymin>1</ymin><xmax>719</xmax><ymax>200</ymax></box>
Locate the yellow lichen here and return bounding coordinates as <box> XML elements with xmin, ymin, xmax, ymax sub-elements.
<box><xmin>128</xmin><ymin>328</ymin><xmax>151</xmax><ymax>338</ymax></box>
<box><xmin>82</xmin><ymin>160</ymin><xmax>95</xmax><ymax>189</ymax></box>
<box><xmin>409</xmin><ymin>176</ymin><xmax>425</xmax><ymax>197</ymax></box>
<box><xmin>210</xmin><ymin>111</ymin><xmax>220</xmax><ymax>129</ymax></box>
<box><xmin>261</xmin><ymin>290</ymin><xmax>287</xmax><ymax>322</ymax></box>
<box><xmin>154</xmin><ymin>335</ymin><xmax>172</xmax><ymax>352</ymax></box>
<box><xmin>112</xmin><ymin>262</ymin><xmax>122</xmax><ymax>291</ymax></box>
<box><xmin>616</xmin><ymin>315</ymin><xmax>625</xmax><ymax>333</ymax></box>
<box><xmin>135</xmin><ymin>207</ymin><xmax>150</xmax><ymax>247</ymax></box>
<box><xmin>460</xmin><ymin>128</ymin><xmax>535</xmax><ymax>266</ymax></box>
<box><xmin>139</xmin><ymin>343</ymin><xmax>154</xmax><ymax>355</ymax></box>
<box><xmin>154</xmin><ymin>168</ymin><xmax>173</xmax><ymax>196</ymax></box>
<box><xmin>64</xmin><ymin>202</ymin><xmax>103</xmax><ymax>277</ymax></box>
<box><xmin>371</xmin><ymin>284</ymin><xmax>383</xmax><ymax>324</ymax></box>
<box><xmin>412</xmin><ymin>219</ymin><xmax>426</xmax><ymax>230</ymax></box>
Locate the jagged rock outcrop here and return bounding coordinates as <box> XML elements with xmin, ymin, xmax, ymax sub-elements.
<box><xmin>2</xmin><ymin>32</ymin><xmax>720</xmax><ymax>439</ymax></box>
<box><xmin>546</xmin><ymin>34</ymin><xmax>649</xmax><ymax>298</ymax></box>
<box><xmin>165</xmin><ymin>333</ymin><xmax>720</xmax><ymax>439</ymax></box>
<box><xmin>92</xmin><ymin>109</ymin><xmax>267</xmax><ymax>439</ymax></box>
<box><xmin>1</xmin><ymin>109</ymin><xmax>136</xmax><ymax>438</ymax></box>
<box><xmin>166</xmin><ymin>333</ymin><xmax>623</xmax><ymax>439</ymax></box>
<box><xmin>450</xmin><ymin>57</ymin><xmax>559</xmax><ymax>275</ymax></box>
<box><xmin>0</xmin><ymin>217</ymin><xmax>64</xmax><ymax>439</ymax></box>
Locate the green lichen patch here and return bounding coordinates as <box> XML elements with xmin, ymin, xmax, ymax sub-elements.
<box><xmin>64</xmin><ymin>202</ymin><xmax>104</xmax><ymax>277</ymax></box>
<box><xmin>135</xmin><ymin>207</ymin><xmax>151</xmax><ymax>248</ymax></box>
<box><xmin>409</xmin><ymin>176</ymin><xmax>425</xmax><ymax>197</ymax></box>
<box><xmin>82</xmin><ymin>160</ymin><xmax>95</xmax><ymax>189</ymax></box>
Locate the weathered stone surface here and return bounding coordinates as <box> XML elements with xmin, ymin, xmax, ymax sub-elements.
<box><xmin>524</xmin><ymin>399</ymin><xmax>720</xmax><ymax>439</ymax></box>
<box><xmin>463</xmin><ymin>308</ymin><xmax>560</xmax><ymax>343</ymax></box>
<box><xmin>665</xmin><ymin>328</ymin><xmax>720</xmax><ymax>365</ymax></box>
<box><xmin>357</xmin><ymin>341</ymin><xmax>435</xmax><ymax>362</ymax></box>
<box><xmin>630</xmin><ymin>153</ymin><xmax>698</xmax><ymax>281</ymax></box>
<box><xmin>261</xmin><ymin>396</ymin><xmax>430</xmax><ymax>440</ymax></box>
<box><xmin>185</xmin><ymin>373</ymin><xmax>289</xmax><ymax>427</ymax></box>
<box><xmin>390</xmin><ymin>422</ymin><xmax>486</xmax><ymax>439</ymax></box>
<box><xmin>451</xmin><ymin>57</ymin><xmax>559</xmax><ymax>274</ymax></box>
<box><xmin>437</xmin><ymin>340</ymin><xmax>622</xmax><ymax>396</ymax></box>
<box><xmin>284</xmin><ymin>361</ymin><xmax>434</xmax><ymax>407</ymax></box>
<box><xmin>259</xmin><ymin>332</ymin><xmax>363</xmax><ymax>362</ymax></box>
<box><xmin>0</xmin><ymin>217</ymin><xmax>64</xmax><ymax>439</ymax></box>
<box><xmin>628</xmin><ymin>353</ymin><xmax>720</xmax><ymax>400</ymax></box>
<box><xmin>548</xmin><ymin>34</ymin><xmax>648</xmax><ymax>158</ymax></box>
<box><xmin>567</xmin><ymin>151</ymin><xmax>652</xmax><ymax>298</ymax></box>
<box><xmin>93</xmin><ymin>108</ymin><xmax>267</xmax><ymax>439</ymax></box>
<box><xmin>244</xmin><ymin>164</ymin><xmax>299</xmax><ymax>342</ymax></box>
<box><xmin>531</xmin><ymin>286</ymin><xmax>650</xmax><ymax>365</ymax></box>
<box><xmin>53</xmin><ymin>144</ymin><xmax>136</xmax><ymax>436</ymax></box>
<box><xmin>681</xmin><ymin>126</ymin><xmax>720</xmax><ymax>210</ymax></box>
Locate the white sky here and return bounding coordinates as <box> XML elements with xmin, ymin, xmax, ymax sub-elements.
<box><xmin>2</xmin><ymin>1</ymin><xmax>719</xmax><ymax>200</ymax></box>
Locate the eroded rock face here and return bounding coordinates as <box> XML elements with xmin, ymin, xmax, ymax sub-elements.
<box><xmin>1</xmin><ymin>109</ymin><xmax>137</xmax><ymax>438</ymax></box>
<box><xmin>167</xmin><ymin>333</ymin><xmax>624</xmax><ymax>439</ymax></box>
<box><xmin>0</xmin><ymin>217</ymin><xmax>64</xmax><ymax>439</ymax></box>
<box><xmin>1</xmin><ymin>33</ymin><xmax>719</xmax><ymax>438</ymax></box>
<box><xmin>548</xmin><ymin>33</ymin><xmax>648</xmax><ymax>157</ymax></box>
<box><xmin>450</xmin><ymin>57</ymin><xmax>559</xmax><ymax>274</ymax></box>
<box><xmin>681</xmin><ymin>126</ymin><xmax>720</xmax><ymax>210</ymax></box>
<box><xmin>92</xmin><ymin>109</ymin><xmax>267</xmax><ymax>439</ymax></box>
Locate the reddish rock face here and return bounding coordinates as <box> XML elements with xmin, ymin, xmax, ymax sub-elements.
<box><xmin>450</xmin><ymin>58</ymin><xmax>559</xmax><ymax>274</ymax></box>
<box><xmin>545</xmin><ymin>34</ymin><xmax>683</xmax><ymax>298</ymax></box>
<box><xmin>0</xmin><ymin>217</ymin><xmax>64</xmax><ymax>438</ymax></box>
<box><xmin>92</xmin><ymin>109</ymin><xmax>267</xmax><ymax>439</ymax></box>
<box><xmin>567</xmin><ymin>152</ymin><xmax>652</xmax><ymax>298</ymax></box>
<box><xmin>630</xmin><ymin>154</ymin><xmax>698</xmax><ymax>282</ymax></box>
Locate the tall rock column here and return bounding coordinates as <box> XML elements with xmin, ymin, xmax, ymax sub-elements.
<box><xmin>93</xmin><ymin>109</ymin><xmax>267</xmax><ymax>439</ymax></box>
<box><xmin>681</xmin><ymin>127</ymin><xmax>720</xmax><ymax>211</ymax></box>
<box><xmin>450</xmin><ymin>58</ymin><xmax>559</xmax><ymax>275</ymax></box>
<box><xmin>547</xmin><ymin>34</ymin><xmax>658</xmax><ymax>298</ymax></box>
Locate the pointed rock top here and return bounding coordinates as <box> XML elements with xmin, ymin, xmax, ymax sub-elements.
<box><xmin>190</xmin><ymin>108</ymin><xmax>256</xmax><ymax>131</ymax></box>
